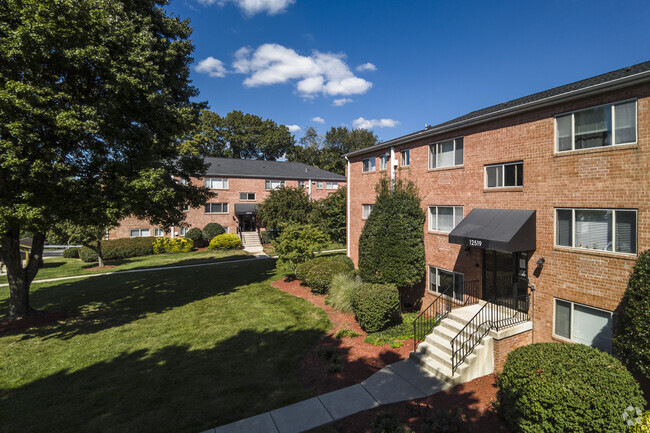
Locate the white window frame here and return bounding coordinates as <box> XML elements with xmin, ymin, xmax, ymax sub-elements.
<box><xmin>325</xmin><ymin>182</ymin><xmax>338</xmax><ymax>190</ymax></box>
<box><xmin>130</xmin><ymin>228</ymin><xmax>151</xmax><ymax>238</ymax></box>
<box><xmin>239</xmin><ymin>192</ymin><xmax>256</xmax><ymax>201</ymax></box>
<box><xmin>429</xmin><ymin>137</ymin><xmax>464</xmax><ymax>169</ymax></box>
<box><xmin>178</xmin><ymin>177</ymin><xmax>189</xmax><ymax>185</ymax></box>
<box><xmin>204</xmin><ymin>177</ymin><xmax>228</xmax><ymax>190</ymax></box>
<box><xmin>553</xmin><ymin>298</ymin><xmax>613</xmax><ymax>351</ymax></box>
<box><xmin>205</xmin><ymin>203</ymin><xmax>229</xmax><ymax>214</ymax></box>
<box><xmin>362</xmin><ymin>204</ymin><xmax>373</xmax><ymax>219</ymax></box>
<box><xmin>484</xmin><ymin>161</ymin><xmax>523</xmax><ymax>188</ymax></box>
<box><xmin>554</xmin><ymin>208</ymin><xmax>637</xmax><ymax>255</ymax></box>
<box><xmin>428</xmin><ymin>266</ymin><xmax>464</xmax><ymax>301</ymax></box>
<box><xmin>154</xmin><ymin>228</ymin><xmax>165</xmax><ymax>237</ymax></box>
<box><xmin>179</xmin><ymin>227</ymin><xmax>189</xmax><ymax>236</ymax></box>
<box><xmin>400</xmin><ymin>149</ymin><xmax>410</xmax><ymax>166</ymax></box>
<box><xmin>428</xmin><ymin>206</ymin><xmax>464</xmax><ymax>233</ymax></box>
<box><xmin>265</xmin><ymin>179</ymin><xmax>285</xmax><ymax>190</ymax></box>
<box><xmin>379</xmin><ymin>153</ymin><xmax>389</xmax><ymax>170</ymax></box>
<box><xmin>555</xmin><ymin>99</ymin><xmax>637</xmax><ymax>153</ymax></box>
<box><xmin>298</xmin><ymin>181</ymin><xmax>306</xmax><ymax>188</ymax></box>
<box><xmin>316</xmin><ymin>181</ymin><xmax>323</xmax><ymax>189</ymax></box>
<box><xmin>362</xmin><ymin>157</ymin><xmax>376</xmax><ymax>173</ymax></box>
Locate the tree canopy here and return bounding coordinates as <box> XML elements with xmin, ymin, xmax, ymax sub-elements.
<box><xmin>311</xmin><ymin>186</ymin><xmax>347</xmax><ymax>244</ymax></box>
<box><xmin>257</xmin><ymin>186</ymin><xmax>312</xmax><ymax>231</ymax></box>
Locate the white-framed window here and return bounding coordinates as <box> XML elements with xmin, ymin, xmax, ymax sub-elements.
<box><xmin>379</xmin><ymin>153</ymin><xmax>389</xmax><ymax>170</ymax></box>
<box><xmin>485</xmin><ymin>161</ymin><xmax>523</xmax><ymax>188</ymax></box>
<box><xmin>178</xmin><ymin>177</ymin><xmax>189</xmax><ymax>185</ymax></box>
<box><xmin>362</xmin><ymin>157</ymin><xmax>376</xmax><ymax>173</ymax></box>
<box><xmin>429</xmin><ymin>137</ymin><xmax>463</xmax><ymax>169</ymax></box>
<box><xmin>401</xmin><ymin>149</ymin><xmax>410</xmax><ymax>166</ymax></box>
<box><xmin>555</xmin><ymin>208</ymin><xmax>637</xmax><ymax>254</ymax></box>
<box><xmin>130</xmin><ymin>228</ymin><xmax>150</xmax><ymax>238</ymax></box>
<box><xmin>239</xmin><ymin>192</ymin><xmax>256</xmax><ymax>201</ymax></box>
<box><xmin>429</xmin><ymin>206</ymin><xmax>464</xmax><ymax>233</ymax></box>
<box><xmin>325</xmin><ymin>182</ymin><xmax>338</xmax><ymax>189</ymax></box>
<box><xmin>179</xmin><ymin>227</ymin><xmax>189</xmax><ymax>236</ymax></box>
<box><xmin>204</xmin><ymin>177</ymin><xmax>228</xmax><ymax>189</ymax></box>
<box><xmin>429</xmin><ymin>266</ymin><xmax>464</xmax><ymax>301</ymax></box>
<box><xmin>265</xmin><ymin>179</ymin><xmax>285</xmax><ymax>190</ymax></box>
<box><xmin>222</xmin><ymin>225</ymin><xmax>229</xmax><ymax>234</ymax></box>
<box><xmin>298</xmin><ymin>180</ymin><xmax>305</xmax><ymax>188</ymax></box>
<box><xmin>556</xmin><ymin>100</ymin><xmax>637</xmax><ymax>152</ymax></box>
<box><xmin>362</xmin><ymin>204</ymin><xmax>374</xmax><ymax>219</ymax></box>
<box><xmin>154</xmin><ymin>228</ymin><xmax>165</xmax><ymax>237</ymax></box>
<box><xmin>205</xmin><ymin>203</ymin><xmax>228</xmax><ymax>214</ymax></box>
<box><xmin>316</xmin><ymin>181</ymin><xmax>323</xmax><ymax>189</ymax></box>
<box><xmin>554</xmin><ymin>298</ymin><xmax>613</xmax><ymax>352</ymax></box>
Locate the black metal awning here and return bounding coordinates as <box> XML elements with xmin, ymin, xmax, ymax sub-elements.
<box><xmin>234</xmin><ymin>203</ymin><xmax>258</xmax><ymax>215</ymax></box>
<box><xmin>448</xmin><ymin>209</ymin><xmax>536</xmax><ymax>252</ymax></box>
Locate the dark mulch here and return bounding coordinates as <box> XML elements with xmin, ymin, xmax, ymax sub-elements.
<box><xmin>0</xmin><ymin>310</ymin><xmax>68</xmax><ymax>334</ymax></box>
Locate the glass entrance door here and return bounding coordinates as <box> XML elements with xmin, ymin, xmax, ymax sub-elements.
<box><xmin>239</xmin><ymin>215</ymin><xmax>256</xmax><ymax>232</ymax></box>
<box><xmin>483</xmin><ymin>250</ymin><xmax>529</xmax><ymax>310</ymax></box>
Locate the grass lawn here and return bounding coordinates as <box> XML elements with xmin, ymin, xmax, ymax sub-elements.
<box><xmin>0</xmin><ymin>249</ymin><xmax>252</xmax><ymax>284</ymax></box>
<box><xmin>0</xmin><ymin>259</ymin><xmax>331</xmax><ymax>433</ymax></box>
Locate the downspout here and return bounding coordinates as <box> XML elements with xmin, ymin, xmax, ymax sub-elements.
<box><xmin>390</xmin><ymin>146</ymin><xmax>396</xmax><ymax>191</ymax></box>
<box><xmin>345</xmin><ymin>157</ymin><xmax>350</xmax><ymax>258</ymax></box>
<box><xmin>308</xmin><ymin>179</ymin><xmax>312</xmax><ymax>200</ymax></box>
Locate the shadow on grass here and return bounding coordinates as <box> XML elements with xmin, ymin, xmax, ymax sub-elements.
<box><xmin>89</xmin><ymin>253</ymin><xmax>256</xmax><ymax>273</ymax></box>
<box><xmin>0</xmin><ymin>259</ymin><xmax>276</xmax><ymax>341</ymax></box>
<box><xmin>0</xmin><ymin>328</ymin><xmax>328</xmax><ymax>433</ymax></box>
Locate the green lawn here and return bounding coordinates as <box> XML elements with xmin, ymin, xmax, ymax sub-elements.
<box><xmin>0</xmin><ymin>259</ymin><xmax>331</xmax><ymax>433</ymax></box>
<box><xmin>0</xmin><ymin>249</ymin><xmax>252</xmax><ymax>284</ymax></box>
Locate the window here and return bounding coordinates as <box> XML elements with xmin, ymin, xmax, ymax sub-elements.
<box><xmin>205</xmin><ymin>203</ymin><xmax>228</xmax><ymax>214</ymax></box>
<box><xmin>179</xmin><ymin>227</ymin><xmax>189</xmax><ymax>236</ymax></box>
<box><xmin>316</xmin><ymin>181</ymin><xmax>323</xmax><ymax>189</ymax></box>
<box><xmin>556</xmin><ymin>100</ymin><xmax>637</xmax><ymax>152</ymax></box>
<box><xmin>400</xmin><ymin>149</ymin><xmax>410</xmax><ymax>166</ymax></box>
<box><xmin>326</xmin><ymin>182</ymin><xmax>338</xmax><ymax>189</ymax></box>
<box><xmin>239</xmin><ymin>192</ymin><xmax>256</xmax><ymax>201</ymax></box>
<box><xmin>181</xmin><ymin>203</ymin><xmax>189</xmax><ymax>212</ymax></box>
<box><xmin>362</xmin><ymin>204</ymin><xmax>373</xmax><ymax>219</ymax></box>
<box><xmin>298</xmin><ymin>181</ymin><xmax>305</xmax><ymax>188</ymax></box>
<box><xmin>362</xmin><ymin>157</ymin><xmax>376</xmax><ymax>172</ymax></box>
<box><xmin>130</xmin><ymin>229</ymin><xmax>150</xmax><ymax>238</ymax></box>
<box><xmin>154</xmin><ymin>228</ymin><xmax>165</xmax><ymax>237</ymax></box>
<box><xmin>178</xmin><ymin>177</ymin><xmax>189</xmax><ymax>185</ymax></box>
<box><xmin>379</xmin><ymin>153</ymin><xmax>389</xmax><ymax>170</ymax></box>
<box><xmin>429</xmin><ymin>137</ymin><xmax>464</xmax><ymax>169</ymax></box>
<box><xmin>485</xmin><ymin>161</ymin><xmax>523</xmax><ymax>188</ymax></box>
<box><xmin>429</xmin><ymin>206</ymin><xmax>464</xmax><ymax>232</ymax></box>
<box><xmin>265</xmin><ymin>179</ymin><xmax>285</xmax><ymax>190</ymax></box>
<box><xmin>429</xmin><ymin>266</ymin><xmax>464</xmax><ymax>301</ymax></box>
<box><xmin>555</xmin><ymin>208</ymin><xmax>636</xmax><ymax>254</ymax></box>
<box><xmin>204</xmin><ymin>178</ymin><xmax>228</xmax><ymax>189</ymax></box>
<box><xmin>554</xmin><ymin>299</ymin><xmax>613</xmax><ymax>352</ymax></box>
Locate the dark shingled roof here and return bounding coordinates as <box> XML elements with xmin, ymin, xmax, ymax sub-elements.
<box><xmin>204</xmin><ymin>157</ymin><xmax>346</xmax><ymax>181</ymax></box>
<box><xmin>346</xmin><ymin>60</ymin><xmax>650</xmax><ymax>157</ymax></box>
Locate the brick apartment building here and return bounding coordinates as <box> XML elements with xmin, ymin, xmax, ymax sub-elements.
<box><xmin>345</xmin><ymin>61</ymin><xmax>650</xmax><ymax>370</ymax></box>
<box><xmin>110</xmin><ymin>157</ymin><xmax>346</xmax><ymax>239</ymax></box>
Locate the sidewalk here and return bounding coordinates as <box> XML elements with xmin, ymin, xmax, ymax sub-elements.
<box><xmin>206</xmin><ymin>358</ymin><xmax>451</xmax><ymax>433</ymax></box>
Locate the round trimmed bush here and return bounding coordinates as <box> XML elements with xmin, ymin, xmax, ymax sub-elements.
<box><xmin>328</xmin><ymin>254</ymin><xmax>354</xmax><ymax>271</ymax></box>
<box><xmin>185</xmin><ymin>227</ymin><xmax>206</xmax><ymax>248</ymax></box>
<box><xmin>296</xmin><ymin>256</ymin><xmax>330</xmax><ymax>281</ymax></box>
<box><xmin>304</xmin><ymin>260</ymin><xmax>351</xmax><ymax>294</ymax></box>
<box><xmin>497</xmin><ymin>343</ymin><xmax>646</xmax><ymax>433</ymax></box>
<box><xmin>208</xmin><ymin>233</ymin><xmax>241</xmax><ymax>250</ymax></box>
<box><xmin>202</xmin><ymin>223</ymin><xmax>226</xmax><ymax>242</ymax></box>
<box><xmin>62</xmin><ymin>248</ymin><xmax>80</xmax><ymax>259</ymax></box>
<box><xmin>352</xmin><ymin>283</ymin><xmax>400</xmax><ymax>333</ymax></box>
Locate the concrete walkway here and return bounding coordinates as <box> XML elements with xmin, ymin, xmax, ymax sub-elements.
<box><xmin>206</xmin><ymin>358</ymin><xmax>451</xmax><ymax>433</ymax></box>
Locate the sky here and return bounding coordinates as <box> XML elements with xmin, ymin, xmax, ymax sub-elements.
<box><xmin>165</xmin><ymin>0</ymin><xmax>650</xmax><ymax>143</ymax></box>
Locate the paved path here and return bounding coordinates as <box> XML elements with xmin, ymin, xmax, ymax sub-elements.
<box><xmin>205</xmin><ymin>358</ymin><xmax>451</xmax><ymax>433</ymax></box>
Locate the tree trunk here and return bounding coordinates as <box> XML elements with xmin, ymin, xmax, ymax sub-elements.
<box><xmin>97</xmin><ymin>239</ymin><xmax>104</xmax><ymax>267</ymax></box>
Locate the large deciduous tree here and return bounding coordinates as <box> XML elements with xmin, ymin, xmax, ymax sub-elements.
<box><xmin>311</xmin><ymin>186</ymin><xmax>347</xmax><ymax>244</ymax></box>
<box><xmin>257</xmin><ymin>186</ymin><xmax>312</xmax><ymax>231</ymax></box>
<box><xmin>0</xmin><ymin>0</ymin><xmax>212</xmax><ymax>317</ymax></box>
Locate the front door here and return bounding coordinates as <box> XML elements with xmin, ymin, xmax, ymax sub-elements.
<box><xmin>239</xmin><ymin>214</ymin><xmax>256</xmax><ymax>232</ymax></box>
<box><xmin>483</xmin><ymin>250</ymin><xmax>529</xmax><ymax>310</ymax></box>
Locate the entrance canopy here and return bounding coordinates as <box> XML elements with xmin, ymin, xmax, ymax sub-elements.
<box><xmin>448</xmin><ymin>209</ymin><xmax>536</xmax><ymax>252</ymax></box>
<box><xmin>234</xmin><ymin>203</ymin><xmax>258</xmax><ymax>215</ymax></box>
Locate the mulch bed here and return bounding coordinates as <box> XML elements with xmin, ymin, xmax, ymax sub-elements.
<box><xmin>0</xmin><ymin>310</ymin><xmax>68</xmax><ymax>334</ymax></box>
<box><xmin>83</xmin><ymin>265</ymin><xmax>118</xmax><ymax>271</ymax></box>
<box><xmin>272</xmin><ymin>277</ymin><xmax>510</xmax><ymax>432</ymax></box>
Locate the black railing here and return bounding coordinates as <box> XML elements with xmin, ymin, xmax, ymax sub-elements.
<box><xmin>450</xmin><ymin>293</ymin><xmax>530</xmax><ymax>374</ymax></box>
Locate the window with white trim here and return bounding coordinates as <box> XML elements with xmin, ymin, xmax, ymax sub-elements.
<box><xmin>325</xmin><ymin>182</ymin><xmax>338</xmax><ymax>189</ymax></box>
<box><xmin>554</xmin><ymin>299</ymin><xmax>613</xmax><ymax>352</ymax></box>
<box><xmin>265</xmin><ymin>179</ymin><xmax>285</xmax><ymax>190</ymax></box>
<box><xmin>205</xmin><ymin>203</ymin><xmax>228</xmax><ymax>214</ymax></box>
<box><xmin>204</xmin><ymin>178</ymin><xmax>228</xmax><ymax>189</ymax></box>
<box><xmin>154</xmin><ymin>228</ymin><xmax>165</xmax><ymax>237</ymax></box>
<box><xmin>379</xmin><ymin>153</ymin><xmax>389</xmax><ymax>170</ymax></box>
<box><xmin>401</xmin><ymin>149</ymin><xmax>410</xmax><ymax>166</ymax></box>
<box><xmin>130</xmin><ymin>229</ymin><xmax>150</xmax><ymax>238</ymax></box>
<box><xmin>362</xmin><ymin>204</ymin><xmax>373</xmax><ymax>219</ymax></box>
<box><xmin>429</xmin><ymin>206</ymin><xmax>464</xmax><ymax>233</ymax></box>
<box><xmin>555</xmin><ymin>208</ymin><xmax>636</xmax><ymax>254</ymax></box>
<box><xmin>362</xmin><ymin>157</ymin><xmax>376</xmax><ymax>172</ymax></box>
<box><xmin>239</xmin><ymin>192</ymin><xmax>255</xmax><ymax>201</ymax></box>
<box><xmin>429</xmin><ymin>137</ymin><xmax>463</xmax><ymax>169</ymax></box>
<box><xmin>485</xmin><ymin>161</ymin><xmax>523</xmax><ymax>188</ymax></box>
<box><xmin>429</xmin><ymin>266</ymin><xmax>464</xmax><ymax>301</ymax></box>
<box><xmin>178</xmin><ymin>177</ymin><xmax>189</xmax><ymax>185</ymax></box>
<box><xmin>556</xmin><ymin>100</ymin><xmax>637</xmax><ymax>152</ymax></box>
<box><xmin>298</xmin><ymin>181</ymin><xmax>305</xmax><ymax>188</ymax></box>
<box><xmin>179</xmin><ymin>227</ymin><xmax>189</xmax><ymax>236</ymax></box>
<box><xmin>316</xmin><ymin>181</ymin><xmax>323</xmax><ymax>189</ymax></box>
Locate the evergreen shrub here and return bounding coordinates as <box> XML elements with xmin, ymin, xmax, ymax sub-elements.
<box><xmin>79</xmin><ymin>237</ymin><xmax>155</xmax><ymax>262</ymax></box>
<box><xmin>272</xmin><ymin>224</ymin><xmax>329</xmax><ymax>274</ymax></box>
<box><xmin>208</xmin><ymin>233</ymin><xmax>241</xmax><ymax>250</ymax></box>
<box><xmin>185</xmin><ymin>227</ymin><xmax>206</xmax><ymax>247</ymax></box>
<box><xmin>202</xmin><ymin>223</ymin><xmax>225</xmax><ymax>242</ymax></box>
<box><xmin>62</xmin><ymin>248</ymin><xmax>80</xmax><ymax>258</ymax></box>
<box><xmin>305</xmin><ymin>260</ymin><xmax>351</xmax><ymax>294</ymax></box>
<box><xmin>152</xmin><ymin>237</ymin><xmax>193</xmax><ymax>254</ymax></box>
<box><xmin>352</xmin><ymin>283</ymin><xmax>400</xmax><ymax>332</ymax></box>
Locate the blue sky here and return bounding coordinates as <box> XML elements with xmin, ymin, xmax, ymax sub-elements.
<box><xmin>166</xmin><ymin>0</ymin><xmax>650</xmax><ymax>143</ymax></box>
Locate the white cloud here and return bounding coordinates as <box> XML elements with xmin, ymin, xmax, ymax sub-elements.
<box><xmin>232</xmin><ymin>43</ymin><xmax>373</xmax><ymax>97</ymax></box>
<box><xmin>332</xmin><ymin>98</ymin><xmax>353</xmax><ymax>106</ymax></box>
<box><xmin>286</xmin><ymin>124</ymin><xmax>301</xmax><ymax>132</ymax></box>
<box><xmin>356</xmin><ymin>62</ymin><xmax>377</xmax><ymax>72</ymax></box>
<box><xmin>198</xmin><ymin>0</ymin><xmax>295</xmax><ymax>15</ymax></box>
<box><xmin>311</xmin><ymin>116</ymin><xmax>325</xmax><ymax>124</ymax></box>
<box><xmin>195</xmin><ymin>56</ymin><xmax>227</xmax><ymax>78</ymax></box>
<box><xmin>352</xmin><ymin>117</ymin><xmax>399</xmax><ymax>129</ymax></box>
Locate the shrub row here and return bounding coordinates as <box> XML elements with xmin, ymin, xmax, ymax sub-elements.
<box><xmin>296</xmin><ymin>255</ymin><xmax>355</xmax><ymax>295</ymax></box>
<box><xmin>352</xmin><ymin>283</ymin><xmax>400</xmax><ymax>333</ymax></box>
<box><xmin>79</xmin><ymin>237</ymin><xmax>155</xmax><ymax>262</ymax></box>
<box><xmin>208</xmin><ymin>233</ymin><xmax>241</xmax><ymax>250</ymax></box>
<box><xmin>153</xmin><ymin>237</ymin><xmax>193</xmax><ymax>254</ymax></box>
<box><xmin>62</xmin><ymin>248</ymin><xmax>80</xmax><ymax>259</ymax></box>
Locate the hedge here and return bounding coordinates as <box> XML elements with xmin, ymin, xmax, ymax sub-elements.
<box><xmin>304</xmin><ymin>260</ymin><xmax>351</xmax><ymax>294</ymax></box>
<box><xmin>352</xmin><ymin>283</ymin><xmax>400</xmax><ymax>333</ymax></box>
<box><xmin>202</xmin><ymin>223</ymin><xmax>225</xmax><ymax>242</ymax></box>
<box><xmin>152</xmin><ymin>237</ymin><xmax>193</xmax><ymax>254</ymax></box>
<box><xmin>79</xmin><ymin>237</ymin><xmax>155</xmax><ymax>262</ymax></box>
<box><xmin>497</xmin><ymin>343</ymin><xmax>645</xmax><ymax>433</ymax></box>
<box><xmin>62</xmin><ymin>248</ymin><xmax>80</xmax><ymax>259</ymax></box>
<box><xmin>208</xmin><ymin>233</ymin><xmax>241</xmax><ymax>250</ymax></box>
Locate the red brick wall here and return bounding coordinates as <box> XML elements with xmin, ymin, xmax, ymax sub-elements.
<box><xmin>348</xmin><ymin>83</ymin><xmax>650</xmax><ymax>345</ymax></box>
<box><xmin>493</xmin><ymin>331</ymin><xmax>533</xmax><ymax>371</ymax></box>
<box><xmin>109</xmin><ymin>177</ymin><xmax>345</xmax><ymax>239</ymax></box>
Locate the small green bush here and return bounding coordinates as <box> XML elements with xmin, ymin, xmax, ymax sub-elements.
<box><xmin>208</xmin><ymin>233</ymin><xmax>241</xmax><ymax>250</ymax></box>
<box><xmin>328</xmin><ymin>254</ymin><xmax>354</xmax><ymax>271</ymax></box>
<box><xmin>202</xmin><ymin>223</ymin><xmax>226</xmax><ymax>242</ymax></box>
<box><xmin>335</xmin><ymin>328</ymin><xmax>361</xmax><ymax>339</ymax></box>
<box><xmin>497</xmin><ymin>343</ymin><xmax>646</xmax><ymax>433</ymax></box>
<box><xmin>630</xmin><ymin>410</ymin><xmax>650</xmax><ymax>432</ymax></box>
<box><xmin>372</xmin><ymin>411</ymin><xmax>411</xmax><ymax>433</ymax></box>
<box><xmin>272</xmin><ymin>224</ymin><xmax>329</xmax><ymax>274</ymax></box>
<box><xmin>317</xmin><ymin>347</ymin><xmax>343</xmax><ymax>374</ymax></box>
<box><xmin>326</xmin><ymin>273</ymin><xmax>359</xmax><ymax>313</ymax></box>
<box><xmin>305</xmin><ymin>260</ymin><xmax>351</xmax><ymax>294</ymax></box>
<box><xmin>423</xmin><ymin>408</ymin><xmax>467</xmax><ymax>432</ymax></box>
<box><xmin>185</xmin><ymin>227</ymin><xmax>206</xmax><ymax>248</ymax></box>
<box><xmin>295</xmin><ymin>256</ymin><xmax>329</xmax><ymax>281</ymax></box>
<box><xmin>152</xmin><ymin>237</ymin><xmax>193</xmax><ymax>254</ymax></box>
<box><xmin>352</xmin><ymin>283</ymin><xmax>400</xmax><ymax>333</ymax></box>
<box><xmin>62</xmin><ymin>248</ymin><xmax>79</xmax><ymax>259</ymax></box>
<box><xmin>79</xmin><ymin>237</ymin><xmax>155</xmax><ymax>262</ymax></box>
